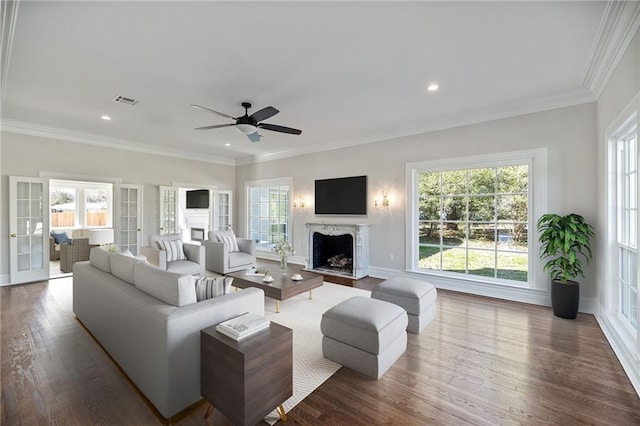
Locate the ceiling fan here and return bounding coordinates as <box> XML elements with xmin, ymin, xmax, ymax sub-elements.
<box><xmin>190</xmin><ymin>102</ymin><xmax>302</xmax><ymax>143</ymax></box>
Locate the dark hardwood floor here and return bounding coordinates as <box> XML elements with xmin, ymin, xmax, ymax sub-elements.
<box><xmin>2</xmin><ymin>271</ymin><xmax>640</xmax><ymax>425</ymax></box>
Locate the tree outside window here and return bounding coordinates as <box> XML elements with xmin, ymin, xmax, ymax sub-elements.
<box><xmin>417</xmin><ymin>165</ymin><xmax>529</xmax><ymax>282</ymax></box>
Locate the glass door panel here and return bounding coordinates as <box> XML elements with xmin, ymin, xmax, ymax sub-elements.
<box><xmin>214</xmin><ymin>190</ymin><xmax>232</xmax><ymax>231</ymax></box>
<box><xmin>10</xmin><ymin>177</ymin><xmax>49</xmax><ymax>284</ymax></box>
<box><xmin>115</xmin><ymin>184</ymin><xmax>143</xmax><ymax>255</ymax></box>
<box><xmin>160</xmin><ymin>186</ymin><xmax>178</xmax><ymax>235</ymax></box>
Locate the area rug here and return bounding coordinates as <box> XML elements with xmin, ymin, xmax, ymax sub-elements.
<box><xmin>261</xmin><ymin>282</ymin><xmax>370</xmax><ymax>424</ymax></box>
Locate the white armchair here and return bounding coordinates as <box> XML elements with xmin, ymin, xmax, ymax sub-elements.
<box><xmin>203</xmin><ymin>230</ymin><xmax>256</xmax><ymax>274</ymax></box>
<box><xmin>140</xmin><ymin>234</ymin><xmax>205</xmax><ymax>276</ymax></box>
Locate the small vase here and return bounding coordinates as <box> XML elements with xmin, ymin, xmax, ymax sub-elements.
<box><xmin>280</xmin><ymin>254</ymin><xmax>288</xmax><ymax>272</ymax></box>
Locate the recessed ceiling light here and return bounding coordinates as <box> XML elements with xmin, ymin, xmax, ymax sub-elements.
<box><xmin>427</xmin><ymin>83</ymin><xmax>439</xmax><ymax>92</ymax></box>
<box><xmin>224</xmin><ymin>143</ymin><xmax>231</xmax><ymax>147</ymax></box>
<box><xmin>100</xmin><ymin>115</ymin><xmax>111</xmax><ymax>120</ymax></box>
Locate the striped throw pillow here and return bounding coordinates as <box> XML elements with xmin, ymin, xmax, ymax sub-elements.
<box><xmin>215</xmin><ymin>231</ymin><xmax>240</xmax><ymax>252</ymax></box>
<box><xmin>195</xmin><ymin>276</ymin><xmax>234</xmax><ymax>301</ymax></box>
<box><xmin>158</xmin><ymin>239</ymin><xmax>187</xmax><ymax>262</ymax></box>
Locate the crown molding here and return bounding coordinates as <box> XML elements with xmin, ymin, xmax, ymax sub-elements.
<box><xmin>581</xmin><ymin>1</ymin><xmax>640</xmax><ymax>99</ymax></box>
<box><xmin>0</xmin><ymin>119</ymin><xmax>236</xmax><ymax>166</ymax></box>
<box><xmin>235</xmin><ymin>88</ymin><xmax>596</xmax><ymax>166</ymax></box>
<box><xmin>1</xmin><ymin>0</ymin><xmax>20</xmax><ymax>106</ymax></box>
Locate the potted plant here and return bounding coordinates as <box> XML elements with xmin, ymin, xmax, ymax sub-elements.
<box><xmin>537</xmin><ymin>213</ymin><xmax>594</xmax><ymax>319</ymax></box>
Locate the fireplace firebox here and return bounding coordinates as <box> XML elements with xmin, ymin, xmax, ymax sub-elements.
<box><xmin>312</xmin><ymin>233</ymin><xmax>354</xmax><ymax>275</ymax></box>
<box><xmin>306</xmin><ymin>223</ymin><xmax>369</xmax><ymax>283</ymax></box>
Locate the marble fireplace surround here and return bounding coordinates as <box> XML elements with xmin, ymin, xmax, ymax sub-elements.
<box><xmin>306</xmin><ymin>223</ymin><xmax>370</xmax><ymax>279</ymax></box>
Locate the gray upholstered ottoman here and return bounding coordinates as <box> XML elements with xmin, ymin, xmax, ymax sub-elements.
<box><xmin>371</xmin><ymin>276</ymin><xmax>437</xmax><ymax>334</ymax></box>
<box><xmin>320</xmin><ymin>296</ymin><xmax>407</xmax><ymax>380</ymax></box>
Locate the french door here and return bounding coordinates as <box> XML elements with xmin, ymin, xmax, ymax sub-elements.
<box><xmin>214</xmin><ymin>190</ymin><xmax>233</xmax><ymax>231</ymax></box>
<box><xmin>115</xmin><ymin>184</ymin><xmax>143</xmax><ymax>255</ymax></box>
<box><xmin>9</xmin><ymin>176</ymin><xmax>49</xmax><ymax>284</ymax></box>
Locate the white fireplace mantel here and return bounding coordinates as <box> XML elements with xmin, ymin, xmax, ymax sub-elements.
<box><xmin>306</xmin><ymin>223</ymin><xmax>370</xmax><ymax>279</ymax></box>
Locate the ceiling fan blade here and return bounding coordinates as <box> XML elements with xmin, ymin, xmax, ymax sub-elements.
<box><xmin>258</xmin><ymin>123</ymin><xmax>302</xmax><ymax>135</ymax></box>
<box><xmin>195</xmin><ymin>123</ymin><xmax>236</xmax><ymax>130</ymax></box>
<box><xmin>246</xmin><ymin>132</ymin><xmax>261</xmax><ymax>143</ymax></box>
<box><xmin>189</xmin><ymin>104</ymin><xmax>236</xmax><ymax>121</ymax></box>
<box><xmin>249</xmin><ymin>106</ymin><xmax>279</xmax><ymax>123</ymax></box>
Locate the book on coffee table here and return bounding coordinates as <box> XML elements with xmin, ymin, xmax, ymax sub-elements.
<box><xmin>216</xmin><ymin>312</ymin><xmax>270</xmax><ymax>341</ymax></box>
<box><xmin>244</xmin><ymin>267</ymin><xmax>269</xmax><ymax>277</ymax></box>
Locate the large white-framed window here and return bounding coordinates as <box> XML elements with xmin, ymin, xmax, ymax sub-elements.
<box><xmin>246</xmin><ymin>177</ymin><xmax>292</xmax><ymax>252</ymax></box>
<box><xmin>406</xmin><ymin>148</ymin><xmax>546</xmax><ymax>289</ymax></box>
<box><xmin>50</xmin><ymin>179</ymin><xmax>113</xmax><ymax>229</ymax></box>
<box><xmin>610</xmin><ymin>109</ymin><xmax>639</xmax><ymax>336</ymax></box>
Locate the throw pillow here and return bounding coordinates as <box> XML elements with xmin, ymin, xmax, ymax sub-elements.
<box><xmin>158</xmin><ymin>239</ymin><xmax>187</xmax><ymax>262</ymax></box>
<box><xmin>195</xmin><ymin>276</ymin><xmax>234</xmax><ymax>302</ymax></box>
<box><xmin>51</xmin><ymin>231</ymin><xmax>71</xmax><ymax>244</ymax></box>
<box><xmin>214</xmin><ymin>230</ymin><xmax>239</xmax><ymax>252</ymax></box>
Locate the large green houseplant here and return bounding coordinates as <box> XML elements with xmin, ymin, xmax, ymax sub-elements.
<box><xmin>537</xmin><ymin>213</ymin><xmax>594</xmax><ymax>319</ymax></box>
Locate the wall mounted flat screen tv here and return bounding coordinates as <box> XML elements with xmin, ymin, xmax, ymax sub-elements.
<box><xmin>315</xmin><ymin>175</ymin><xmax>367</xmax><ymax>215</ymax></box>
<box><xmin>186</xmin><ymin>189</ymin><xmax>210</xmax><ymax>209</ymax></box>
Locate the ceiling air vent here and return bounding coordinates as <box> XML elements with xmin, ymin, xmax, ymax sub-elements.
<box><xmin>112</xmin><ymin>95</ymin><xmax>138</xmax><ymax>106</ymax></box>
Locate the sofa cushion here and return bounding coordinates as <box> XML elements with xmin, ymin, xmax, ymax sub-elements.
<box><xmin>89</xmin><ymin>247</ymin><xmax>112</xmax><ymax>273</ymax></box>
<box><xmin>158</xmin><ymin>239</ymin><xmax>187</xmax><ymax>262</ymax></box>
<box><xmin>167</xmin><ymin>259</ymin><xmax>201</xmax><ymax>275</ymax></box>
<box><xmin>228</xmin><ymin>251</ymin><xmax>253</xmax><ymax>268</ymax></box>
<box><xmin>149</xmin><ymin>233</ymin><xmax>181</xmax><ymax>250</ymax></box>
<box><xmin>211</xmin><ymin>230</ymin><xmax>239</xmax><ymax>252</ymax></box>
<box><xmin>134</xmin><ymin>262</ymin><xmax>197</xmax><ymax>307</ymax></box>
<box><xmin>110</xmin><ymin>252</ymin><xmax>145</xmax><ymax>285</ymax></box>
<box><xmin>195</xmin><ymin>276</ymin><xmax>234</xmax><ymax>301</ymax></box>
<box><xmin>51</xmin><ymin>231</ymin><xmax>71</xmax><ymax>244</ymax></box>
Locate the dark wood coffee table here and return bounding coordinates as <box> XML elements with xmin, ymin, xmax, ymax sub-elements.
<box><xmin>227</xmin><ymin>268</ymin><xmax>323</xmax><ymax>313</ymax></box>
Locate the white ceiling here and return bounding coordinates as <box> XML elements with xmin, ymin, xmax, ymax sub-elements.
<box><xmin>2</xmin><ymin>1</ymin><xmax>610</xmax><ymax>165</ymax></box>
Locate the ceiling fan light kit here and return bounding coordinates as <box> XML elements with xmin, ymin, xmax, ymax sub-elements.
<box><xmin>191</xmin><ymin>101</ymin><xmax>302</xmax><ymax>143</ymax></box>
<box><xmin>236</xmin><ymin>123</ymin><xmax>257</xmax><ymax>134</ymax></box>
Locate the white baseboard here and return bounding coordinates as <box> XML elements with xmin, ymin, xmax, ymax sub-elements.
<box><xmin>0</xmin><ymin>274</ymin><xmax>9</xmax><ymax>286</ymax></box>
<box><xmin>595</xmin><ymin>311</ymin><xmax>640</xmax><ymax>397</ymax></box>
<box><xmin>369</xmin><ymin>266</ymin><xmax>599</xmax><ymax>314</ymax></box>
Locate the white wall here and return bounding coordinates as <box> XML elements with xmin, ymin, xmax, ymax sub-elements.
<box><xmin>236</xmin><ymin>102</ymin><xmax>599</xmax><ymax>303</ymax></box>
<box><xmin>0</xmin><ymin>132</ymin><xmax>235</xmax><ymax>283</ymax></box>
<box><xmin>594</xmin><ymin>28</ymin><xmax>640</xmax><ymax>394</ymax></box>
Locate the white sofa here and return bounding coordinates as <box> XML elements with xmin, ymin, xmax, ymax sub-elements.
<box><xmin>72</xmin><ymin>248</ymin><xmax>264</xmax><ymax>420</ymax></box>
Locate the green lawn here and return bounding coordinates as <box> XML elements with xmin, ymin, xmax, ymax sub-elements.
<box><xmin>418</xmin><ymin>243</ymin><xmax>528</xmax><ymax>282</ymax></box>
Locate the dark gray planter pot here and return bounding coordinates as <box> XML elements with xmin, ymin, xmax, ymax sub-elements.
<box><xmin>551</xmin><ymin>279</ymin><xmax>579</xmax><ymax>319</ymax></box>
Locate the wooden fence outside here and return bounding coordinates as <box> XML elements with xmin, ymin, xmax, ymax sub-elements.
<box><xmin>51</xmin><ymin>212</ymin><xmax>107</xmax><ymax>228</ymax></box>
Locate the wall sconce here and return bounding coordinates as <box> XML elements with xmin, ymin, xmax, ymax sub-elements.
<box><xmin>375</xmin><ymin>193</ymin><xmax>390</xmax><ymax>209</ymax></box>
<box><xmin>293</xmin><ymin>194</ymin><xmax>306</xmax><ymax>211</ymax></box>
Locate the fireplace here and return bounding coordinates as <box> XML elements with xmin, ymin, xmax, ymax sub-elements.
<box><xmin>191</xmin><ymin>227</ymin><xmax>205</xmax><ymax>241</ymax></box>
<box><xmin>306</xmin><ymin>223</ymin><xmax>369</xmax><ymax>281</ymax></box>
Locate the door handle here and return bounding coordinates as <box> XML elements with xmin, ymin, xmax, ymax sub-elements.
<box><xmin>137</xmin><ymin>228</ymin><xmax>141</xmax><ymax>232</ymax></box>
<box><xmin>10</xmin><ymin>233</ymin><xmax>17</xmax><ymax>238</ymax></box>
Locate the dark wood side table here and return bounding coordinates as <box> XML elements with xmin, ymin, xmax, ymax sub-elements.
<box><xmin>201</xmin><ymin>321</ymin><xmax>293</xmax><ymax>425</ymax></box>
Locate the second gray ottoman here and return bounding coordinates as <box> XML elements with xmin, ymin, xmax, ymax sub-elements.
<box><xmin>372</xmin><ymin>276</ymin><xmax>437</xmax><ymax>334</ymax></box>
<box><xmin>321</xmin><ymin>296</ymin><xmax>407</xmax><ymax>380</ymax></box>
